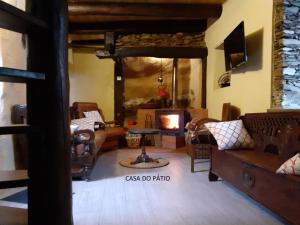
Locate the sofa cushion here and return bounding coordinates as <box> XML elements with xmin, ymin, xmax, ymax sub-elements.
<box><xmin>205</xmin><ymin>120</ymin><xmax>254</xmax><ymax>150</ymax></box>
<box><xmin>83</xmin><ymin>110</ymin><xmax>105</xmax><ymax>124</ymax></box>
<box><xmin>71</xmin><ymin>118</ymin><xmax>94</xmax><ymax>131</ymax></box>
<box><xmin>276</xmin><ymin>153</ymin><xmax>300</xmax><ymax>175</ymax></box>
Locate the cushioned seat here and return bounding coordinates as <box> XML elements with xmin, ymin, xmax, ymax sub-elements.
<box><xmin>105</xmin><ymin>127</ymin><xmax>125</xmax><ymax>138</ymax></box>
<box><xmin>226</xmin><ymin>150</ymin><xmax>300</xmax><ymax>183</ymax></box>
<box><xmin>226</xmin><ymin>150</ymin><xmax>282</xmax><ymax>172</ymax></box>
<box><xmin>94</xmin><ymin>130</ymin><xmax>106</xmax><ymax>151</ymax></box>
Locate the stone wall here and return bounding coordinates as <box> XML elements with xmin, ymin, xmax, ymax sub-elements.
<box><xmin>116</xmin><ymin>33</ymin><xmax>205</xmax><ymax>48</ymax></box>
<box><xmin>272</xmin><ymin>0</ymin><xmax>300</xmax><ymax>108</ymax></box>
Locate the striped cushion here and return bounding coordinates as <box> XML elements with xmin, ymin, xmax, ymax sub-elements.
<box><xmin>83</xmin><ymin>110</ymin><xmax>104</xmax><ymax>124</ymax></box>
<box><xmin>71</xmin><ymin>118</ymin><xmax>94</xmax><ymax>131</ymax></box>
<box><xmin>276</xmin><ymin>153</ymin><xmax>300</xmax><ymax>175</ymax></box>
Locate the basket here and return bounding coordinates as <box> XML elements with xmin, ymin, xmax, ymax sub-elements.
<box><xmin>126</xmin><ymin>133</ymin><xmax>141</xmax><ymax>149</ymax></box>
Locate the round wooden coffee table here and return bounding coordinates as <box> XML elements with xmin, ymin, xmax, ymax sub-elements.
<box><xmin>128</xmin><ymin>129</ymin><xmax>161</xmax><ymax>165</ymax></box>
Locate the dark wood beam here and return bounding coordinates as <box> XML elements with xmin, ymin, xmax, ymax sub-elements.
<box><xmin>69</xmin><ymin>15</ymin><xmax>202</xmax><ymax>23</ymax></box>
<box><xmin>27</xmin><ymin>0</ymin><xmax>72</xmax><ymax>224</ymax></box>
<box><xmin>68</xmin><ymin>2</ymin><xmax>222</xmax><ymax>19</ymax></box>
<box><xmin>97</xmin><ymin>47</ymin><xmax>208</xmax><ymax>59</ymax></box>
<box><xmin>68</xmin><ymin>0</ymin><xmax>226</xmax><ymax>4</ymax></box>
<box><xmin>105</xmin><ymin>32</ymin><xmax>115</xmax><ymax>54</ymax></box>
<box><xmin>69</xmin><ymin>45</ymin><xmax>101</xmax><ymax>54</ymax></box>
<box><xmin>201</xmin><ymin>57</ymin><xmax>207</xmax><ymax>108</ymax></box>
<box><xmin>70</xmin><ymin>39</ymin><xmax>104</xmax><ymax>46</ymax></box>
<box><xmin>68</xmin><ymin>33</ymin><xmax>104</xmax><ymax>41</ymax></box>
<box><xmin>114</xmin><ymin>58</ymin><xmax>125</xmax><ymax>125</ymax></box>
<box><xmin>0</xmin><ymin>0</ymin><xmax>48</xmax><ymax>34</ymax></box>
<box><xmin>69</xmin><ymin>20</ymin><xmax>207</xmax><ymax>34</ymax></box>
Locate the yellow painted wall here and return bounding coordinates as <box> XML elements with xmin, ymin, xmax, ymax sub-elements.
<box><xmin>189</xmin><ymin>59</ymin><xmax>202</xmax><ymax>108</ymax></box>
<box><xmin>205</xmin><ymin>0</ymin><xmax>273</xmax><ymax>119</ymax></box>
<box><xmin>69</xmin><ymin>53</ymin><xmax>115</xmax><ymax>121</ymax></box>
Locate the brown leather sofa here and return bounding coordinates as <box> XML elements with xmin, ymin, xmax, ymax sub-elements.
<box><xmin>71</xmin><ymin>102</ymin><xmax>125</xmax><ymax>151</ymax></box>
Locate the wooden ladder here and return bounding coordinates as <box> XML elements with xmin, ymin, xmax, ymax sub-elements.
<box><xmin>0</xmin><ymin>1</ymin><xmax>72</xmax><ymax>225</ymax></box>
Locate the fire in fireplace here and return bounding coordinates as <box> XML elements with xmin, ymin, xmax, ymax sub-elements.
<box><xmin>155</xmin><ymin>109</ymin><xmax>190</xmax><ymax>136</ymax></box>
<box><xmin>160</xmin><ymin>115</ymin><xmax>179</xmax><ymax>130</ymax></box>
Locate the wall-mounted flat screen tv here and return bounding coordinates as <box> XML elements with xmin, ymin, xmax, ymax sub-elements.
<box><xmin>224</xmin><ymin>21</ymin><xmax>247</xmax><ymax>71</ymax></box>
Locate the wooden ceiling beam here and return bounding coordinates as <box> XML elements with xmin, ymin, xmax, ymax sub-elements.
<box><xmin>70</xmin><ymin>39</ymin><xmax>105</xmax><ymax>46</ymax></box>
<box><xmin>70</xmin><ymin>46</ymin><xmax>101</xmax><ymax>54</ymax></box>
<box><xmin>69</xmin><ymin>20</ymin><xmax>207</xmax><ymax>34</ymax></box>
<box><xmin>68</xmin><ymin>0</ymin><xmax>226</xmax><ymax>5</ymax></box>
<box><xmin>96</xmin><ymin>47</ymin><xmax>208</xmax><ymax>59</ymax></box>
<box><xmin>69</xmin><ymin>15</ymin><xmax>203</xmax><ymax>23</ymax></box>
<box><xmin>68</xmin><ymin>33</ymin><xmax>104</xmax><ymax>41</ymax></box>
<box><xmin>68</xmin><ymin>3</ymin><xmax>222</xmax><ymax>19</ymax></box>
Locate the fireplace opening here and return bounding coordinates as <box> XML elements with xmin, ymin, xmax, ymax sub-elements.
<box><xmin>155</xmin><ymin>109</ymin><xmax>190</xmax><ymax>136</ymax></box>
<box><xmin>160</xmin><ymin>114</ymin><xmax>180</xmax><ymax>131</ymax></box>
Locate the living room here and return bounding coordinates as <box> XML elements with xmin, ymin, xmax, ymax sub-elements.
<box><xmin>0</xmin><ymin>0</ymin><xmax>299</xmax><ymax>225</ymax></box>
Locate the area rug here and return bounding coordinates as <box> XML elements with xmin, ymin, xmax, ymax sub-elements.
<box><xmin>119</xmin><ymin>158</ymin><xmax>169</xmax><ymax>169</ymax></box>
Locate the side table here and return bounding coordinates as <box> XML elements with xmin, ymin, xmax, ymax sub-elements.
<box><xmin>128</xmin><ymin>129</ymin><xmax>161</xmax><ymax>164</ymax></box>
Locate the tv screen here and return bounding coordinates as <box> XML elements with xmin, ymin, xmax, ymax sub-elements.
<box><xmin>224</xmin><ymin>21</ymin><xmax>247</xmax><ymax>71</ymax></box>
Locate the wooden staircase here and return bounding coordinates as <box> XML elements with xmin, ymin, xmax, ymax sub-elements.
<box><xmin>0</xmin><ymin>1</ymin><xmax>72</xmax><ymax>225</ymax></box>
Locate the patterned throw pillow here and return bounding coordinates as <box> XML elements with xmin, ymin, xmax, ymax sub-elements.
<box><xmin>204</xmin><ymin>120</ymin><xmax>254</xmax><ymax>150</ymax></box>
<box><xmin>276</xmin><ymin>153</ymin><xmax>300</xmax><ymax>175</ymax></box>
<box><xmin>71</xmin><ymin>118</ymin><xmax>95</xmax><ymax>131</ymax></box>
<box><xmin>83</xmin><ymin>110</ymin><xmax>105</xmax><ymax>124</ymax></box>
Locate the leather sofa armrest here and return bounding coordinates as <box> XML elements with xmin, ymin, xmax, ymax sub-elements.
<box><xmin>105</xmin><ymin>120</ymin><xmax>116</xmax><ymax>127</ymax></box>
<box><xmin>94</xmin><ymin>121</ymin><xmax>106</xmax><ymax>131</ymax></box>
<box><xmin>72</xmin><ymin>129</ymin><xmax>96</xmax><ymax>158</ymax></box>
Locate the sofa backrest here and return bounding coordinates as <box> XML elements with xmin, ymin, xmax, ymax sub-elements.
<box><xmin>72</xmin><ymin>102</ymin><xmax>105</xmax><ymax>121</ymax></box>
<box><xmin>241</xmin><ymin>112</ymin><xmax>300</xmax><ymax>160</ymax></box>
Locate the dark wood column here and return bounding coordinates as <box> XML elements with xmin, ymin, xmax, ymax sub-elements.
<box><xmin>27</xmin><ymin>0</ymin><xmax>72</xmax><ymax>225</ymax></box>
<box><xmin>201</xmin><ymin>57</ymin><xmax>207</xmax><ymax>108</ymax></box>
<box><xmin>114</xmin><ymin>57</ymin><xmax>125</xmax><ymax>126</ymax></box>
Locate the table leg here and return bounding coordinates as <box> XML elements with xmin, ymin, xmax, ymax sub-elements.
<box><xmin>131</xmin><ymin>134</ymin><xmax>159</xmax><ymax>164</ymax></box>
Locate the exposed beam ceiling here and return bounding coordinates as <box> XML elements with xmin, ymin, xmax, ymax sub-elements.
<box><xmin>68</xmin><ymin>0</ymin><xmax>224</xmax><ymax>54</ymax></box>
<box><xmin>68</xmin><ymin>1</ymin><xmax>223</xmax><ymax>35</ymax></box>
